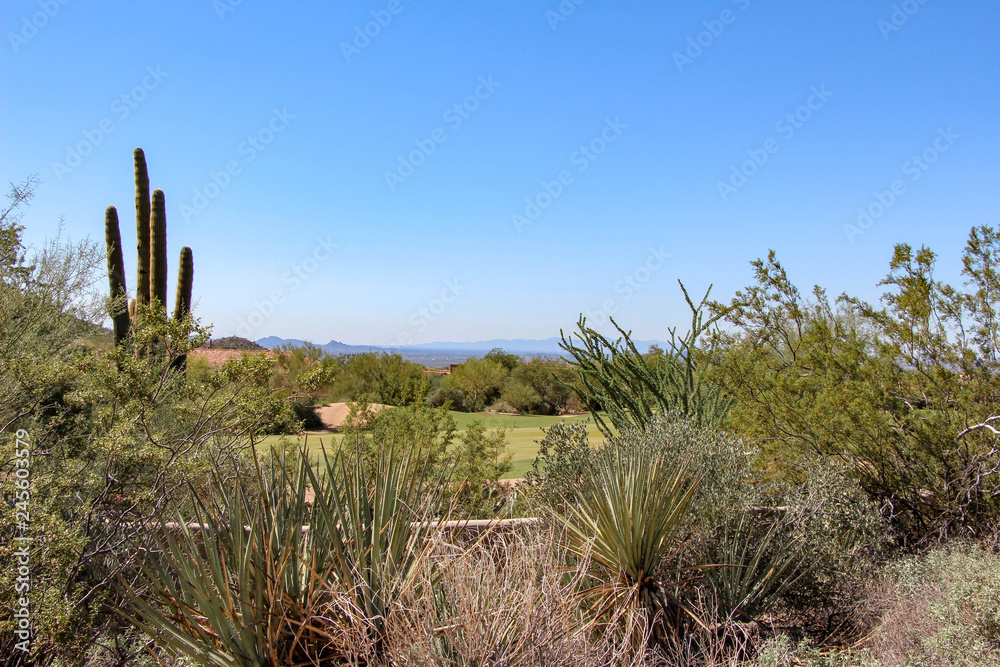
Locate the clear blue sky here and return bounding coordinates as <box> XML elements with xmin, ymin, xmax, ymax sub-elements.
<box><xmin>3</xmin><ymin>1</ymin><xmax>999</xmax><ymax>345</ymax></box>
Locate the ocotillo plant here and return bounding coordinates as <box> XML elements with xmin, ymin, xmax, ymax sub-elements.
<box><xmin>104</xmin><ymin>148</ymin><xmax>195</xmax><ymax>353</ymax></box>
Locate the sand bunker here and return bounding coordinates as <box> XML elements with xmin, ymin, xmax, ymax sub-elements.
<box><xmin>312</xmin><ymin>402</ymin><xmax>390</xmax><ymax>431</ymax></box>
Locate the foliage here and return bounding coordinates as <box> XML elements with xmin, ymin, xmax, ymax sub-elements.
<box><xmin>528</xmin><ymin>415</ymin><xmax>884</xmax><ymax>640</ymax></box>
<box><xmin>341</xmin><ymin>404</ymin><xmax>513</xmax><ymax>517</ymax></box>
<box><xmin>559</xmin><ymin>281</ymin><xmax>733</xmax><ymax>435</ymax></box>
<box><xmin>524</xmin><ymin>418</ymin><xmax>597</xmax><ymax>512</ymax></box>
<box><xmin>206</xmin><ymin>336</ymin><xmax>262</xmax><ymax>350</ymax></box>
<box><xmin>118</xmin><ymin>443</ymin><xmax>454</xmax><ymax>665</ymax></box>
<box><xmin>550</xmin><ymin>437</ymin><xmax>704</xmax><ymax>654</ymax></box>
<box><xmin>386</xmin><ymin>527</ymin><xmax>608</xmax><ymax>666</ymax></box>
<box><xmin>441</xmin><ymin>352</ymin><xmax>578</xmax><ymax>416</ymax></box>
<box><xmin>426</xmin><ymin>385</ymin><xmax>468</xmax><ymax>411</ymax></box>
<box><xmin>343</xmin><ymin>350</ymin><xmax>429</xmax><ymax>406</ymax></box>
<box><xmin>0</xmin><ymin>197</ymin><xmax>297</xmax><ymax>662</ymax></box>
<box><xmin>444</xmin><ymin>356</ymin><xmax>508</xmax><ymax>411</ymax></box>
<box><xmin>843</xmin><ymin>541</ymin><xmax>1000</xmax><ymax>667</ymax></box>
<box><xmin>451</xmin><ymin>420</ymin><xmax>513</xmax><ymax>516</ymax></box>
<box><xmin>483</xmin><ymin>346</ymin><xmax>522</xmax><ymax>372</ymax></box>
<box><xmin>503</xmin><ymin>356</ymin><xmax>577</xmax><ymax>415</ymax></box>
<box><xmin>341</xmin><ymin>403</ymin><xmax>456</xmax><ymax>476</ymax></box>
<box><xmin>709</xmin><ymin>228</ymin><xmax>1000</xmax><ymax>545</ymax></box>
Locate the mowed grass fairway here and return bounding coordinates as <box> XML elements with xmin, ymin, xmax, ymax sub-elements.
<box><xmin>257</xmin><ymin>411</ymin><xmax>607</xmax><ymax>479</ymax></box>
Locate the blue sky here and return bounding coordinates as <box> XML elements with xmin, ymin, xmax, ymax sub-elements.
<box><xmin>3</xmin><ymin>1</ymin><xmax>998</xmax><ymax>345</ymax></box>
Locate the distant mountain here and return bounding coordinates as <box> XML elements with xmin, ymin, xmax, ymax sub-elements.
<box><xmin>256</xmin><ymin>336</ymin><xmax>304</xmax><ymax>349</ymax></box>
<box><xmin>255</xmin><ymin>337</ymin><xmax>383</xmax><ymax>357</ymax></box>
<box><xmin>208</xmin><ymin>336</ymin><xmax>263</xmax><ymax>350</ymax></box>
<box><xmin>256</xmin><ymin>335</ymin><xmax>668</xmax><ymax>363</ymax></box>
<box><xmin>394</xmin><ymin>336</ymin><xmax>667</xmax><ymax>355</ymax></box>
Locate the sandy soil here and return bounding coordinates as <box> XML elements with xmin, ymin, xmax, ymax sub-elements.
<box><xmin>310</xmin><ymin>402</ymin><xmax>390</xmax><ymax>431</ymax></box>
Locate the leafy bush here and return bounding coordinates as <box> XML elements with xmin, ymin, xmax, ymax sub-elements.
<box><xmin>290</xmin><ymin>399</ymin><xmax>324</xmax><ymax>430</ymax></box>
<box><xmin>444</xmin><ymin>357</ymin><xmax>507</xmax><ymax>411</ymax></box>
<box><xmin>710</xmin><ymin>229</ymin><xmax>1000</xmax><ymax>545</ymax></box>
<box><xmin>838</xmin><ymin>541</ymin><xmax>1000</xmax><ymax>667</ymax></box>
<box><xmin>426</xmin><ymin>385</ymin><xmax>467</xmax><ymax>411</ymax></box>
<box><xmin>527</xmin><ymin>415</ymin><xmax>886</xmax><ymax>641</ymax></box>
<box><xmin>341</xmin><ymin>404</ymin><xmax>513</xmax><ymax>518</ymax></box>
<box><xmin>344</xmin><ymin>351</ymin><xmax>429</xmax><ymax>406</ymax></box>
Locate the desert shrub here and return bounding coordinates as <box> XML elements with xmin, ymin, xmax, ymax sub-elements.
<box><xmin>505</xmin><ymin>357</ymin><xmax>576</xmax><ymax>415</ymax></box>
<box><xmin>341</xmin><ymin>404</ymin><xmax>512</xmax><ymax>518</ymax></box>
<box><xmin>560</xmin><ymin>282</ymin><xmax>733</xmax><ymax>434</ymax></box>
<box><xmin>344</xmin><ymin>351</ymin><xmax>429</xmax><ymax>406</ymax></box>
<box><xmin>483</xmin><ymin>346</ymin><xmax>522</xmax><ymax>372</ymax></box>
<box><xmin>341</xmin><ymin>403</ymin><xmax>456</xmax><ymax>476</ymax></box>
<box><xmin>384</xmin><ymin>526</ymin><xmax>611</xmax><ymax>666</ymax></box>
<box><xmin>0</xmin><ymin>195</ymin><xmax>298</xmax><ymax>663</ymax></box>
<box><xmin>426</xmin><ymin>385</ymin><xmax>467</xmax><ymax>411</ymax></box>
<box><xmin>710</xmin><ymin>229</ymin><xmax>1000</xmax><ymax>545</ymax></box>
<box><xmin>450</xmin><ymin>420</ymin><xmax>513</xmax><ymax>516</ymax></box>
<box><xmin>850</xmin><ymin>541</ymin><xmax>1000</xmax><ymax>667</ymax></box>
<box><xmin>500</xmin><ymin>377</ymin><xmax>542</xmax><ymax>413</ymax></box>
<box><xmin>118</xmin><ymin>444</ymin><xmax>454</xmax><ymax>666</ymax></box>
<box><xmin>443</xmin><ymin>357</ymin><xmax>508</xmax><ymax>412</ymax></box>
<box><xmin>527</xmin><ymin>414</ymin><xmax>886</xmax><ymax>647</ymax></box>
<box><xmin>523</xmin><ymin>418</ymin><xmax>597</xmax><ymax>512</ymax></box>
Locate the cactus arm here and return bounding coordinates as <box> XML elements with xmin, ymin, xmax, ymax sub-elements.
<box><xmin>104</xmin><ymin>206</ymin><xmax>131</xmax><ymax>345</ymax></box>
<box><xmin>173</xmin><ymin>246</ymin><xmax>193</xmax><ymax>321</ymax></box>
<box><xmin>150</xmin><ymin>188</ymin><xmax>168</xmax><ymax>312</ymax></box>
<box><xmin>134</xmin><ymin>148</ymin><xmax>151</xmax><ymax>305</ymax></box>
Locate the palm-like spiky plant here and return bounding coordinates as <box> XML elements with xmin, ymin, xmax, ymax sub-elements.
<box><xmin>117</xmin><ymin>444</ymin><xmax>453</xmax><ymax>665</ymax></box>
<box><xmin>551</xmin><ymin>442</ymin><xmax>704</xmax><ymax>654</ymax></box>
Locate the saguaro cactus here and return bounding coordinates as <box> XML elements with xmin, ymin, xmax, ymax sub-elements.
<box><xmin>135</xmin><ymin>148</ymin><xmax>151</xmax><ymax>306</ymax></box>
<box><xmin>150</xmin><ymin>188</ymin><xmax>168</xmax><ymax>311</ymax></box>
<box><xmin>104</xmin><ymin>206</ymin><xmax>130</xmax><ymax>345</ymax></box>
<box><xmin>173</xmin><ymin>246</ymin><xmax>193</xmax><ymax>321</ymax></box>
<box><xmin>103</xmin><ymin>148</ymin><xmax>196</xmax><ymax>357</ymax></box>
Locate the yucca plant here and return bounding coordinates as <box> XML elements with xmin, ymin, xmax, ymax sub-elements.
<box><xmin>551</xmin><ymin>442</ymin><xmax>705</xmax><ymax>655</ymax></box>
<box><xmin>704</xmin><ymin>511</ymin><xmax>809</xmax><ymax>622</ymax></box>
<box><xmin>116</xmin><ymin>443</ymin><xmax>454</xmax><ymax>665</ymax></box>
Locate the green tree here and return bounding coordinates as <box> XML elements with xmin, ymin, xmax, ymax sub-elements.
<box><xmin>344</xmin><ymin>351</ymin><xmax>429</xmax><ymax>406</ymax></box>
<box><xmin>445</xmin><ymin>356</ymin><xmax>508</xmax><ymax>411</ymax></box>
<box><xmin>483</xmin><ymin>347</ymin><xmax>522</xmax><ymax>372</ymax></box>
